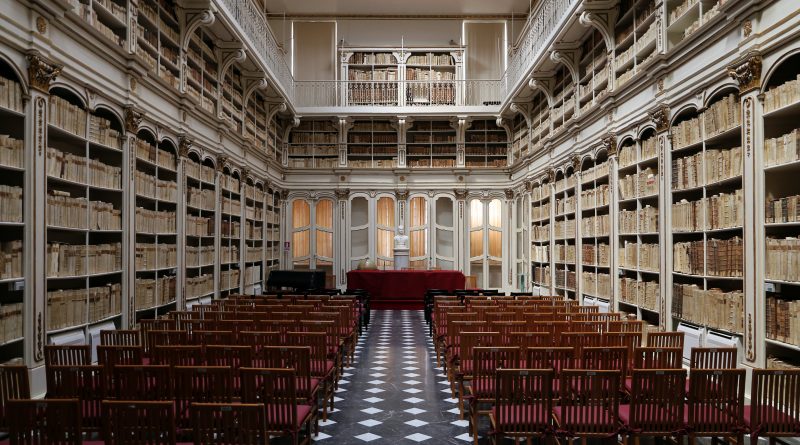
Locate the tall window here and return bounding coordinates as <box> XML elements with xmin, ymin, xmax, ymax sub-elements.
<box><xmin>409</xmin><ymin>196</ymin><xmax>428</xmax><ymax>269</ymax></box>
<box><xmin>349</xmin><ymin>195</ymin><xmax>397</xmax><ymax>270</ymax></box>
<box><xmin>376</xmin><ymin>196</ymin><xmax>395</xmax><ymax>269</ymax></box>
<box><xmin>469</xmin><ymin>198</ymin><xmax>504</xmax><ymax>288</ymax></box>
<box><xmin>292</xmin><ymin>200</ymin><xmax>311</xmax><ymax>268</ymax></box>
<box><xmin>291</xmin><ymin>198</ymin><xmax>334</xmax><ymax>274</ymax></box>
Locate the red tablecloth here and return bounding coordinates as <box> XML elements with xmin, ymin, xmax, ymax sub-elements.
<box><xmin>346</xmin><ymin>270</ymin><xmax>465</xmax><ymax>301</ymax></box>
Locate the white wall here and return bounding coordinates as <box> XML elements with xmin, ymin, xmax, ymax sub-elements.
<box><xmin>336</xmin><ymin>19</ymin><xmax>463</xmax><ymax>47</ymax></box>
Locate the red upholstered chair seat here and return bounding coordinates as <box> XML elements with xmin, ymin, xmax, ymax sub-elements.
<box><xmin>491</xmin><ymin>405</ymin><xmax>551</xmax><ymax>430</ymax></box>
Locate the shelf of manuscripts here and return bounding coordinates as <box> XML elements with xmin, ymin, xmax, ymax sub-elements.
<box><xmin>464</xmin><ymin>119</ymin><xmax>508</xmax><ymax>168</ymax></box>
<box><xmin>0</xmin><ymin>66</ymin><xmax>25</xmax><ymax>354</ymax></box>
<box><xmin>244</xmin><ymin>179</ymin><xmax>265</xmax><ymax>293</ymax></box>
<box><xmin>185</xmin><ymin>155</ymin><xmax>217</xmax><ymax>302</ymax></box>
<box><xmin>66</xmin><ymin>0</ymin><xmax>128</xmax><ymax>48</ymax></box>
<box><xmin>346</xmin><ymin>52</ymin><xmax>399</xmax><ymax>106</ymax></box>
<box><xmin>577</xmin><ymin>29</ymin><xmax>610</xmax><ymax>114</ymax></box>
<box><xmin>288</xmin><ymin>120</ymin><xmax>338</xmax><ymax>169</ymax></box>
<box><xmin>762</xmin><ymin>55</ymin><xmax>800</xmax><ymax>354</ymax></box>
<box><xmin>529</xmin><ymin>93</ymin><xmax>550</xmax><ymax>154</ymax></box>
<box><xmin>133</xmin><ymin>132</ymin><xmax>177</xmax><ymax>317</ymax></box>
<box><xmin>135</xmin><ymin>0</ymin><xmax>181</xmax><ymax>90</ymax></box>
<box><xmin>245</xmin><ymin>91</ymin><xmax>269</xmax><ymax>150</ymax></box>
<box><xmin>554</xmin><ymin>168</ymin><xmax>577</xmax><ymax>298</ymax></box>
<box><xmin>614</xmin><ymin>0</ymin><xmax>658</xmax><ymax>88</ymax></box>
<box><xmin>265</xmin><ymin>190</ymin><xmax>282</xmax><ymax>272</ymax></box>
<box><xmin>220</xmin><ymin>168</ymin><xmax>242</xmax><ymax>297</ymax></box>
<box><xmin>406</xmin><ymin>51</ymin><xmax>456</xmax><ymax>106</ymax></box>
<box><xmin>666</xmin><ymin>0</ymin><xmax>725</xmax><ymax>49</ymax></box>
<box><xmin>530</xmin><ymin>181</ymin><xmax>552</xmax><ymax>289</ymax></box>
<box><xmin>550</xmin><ymin>66</ymin><xmax>575</xmax><ymax>135</ymax></box>
<box><xmin>221</xmin><ymin>67</ymin><xmax>245</xmax><ymax>134</ymax></box>
<box><xmin>616</xmin><ymin>131</ymin><xmax>661</xmax><ymax>321</ymax></box>
<box><xmin>347</xmin><ymin>120</ymin><xmax>398</xmax><ymax>168</ymax></box>
<box><xmin>186</xmin><ymin>28</ymin><xmax>219</xmax><ymax>115</ymax></box>
<box><xmin>46</xmin><ymin>89</ymin><xmax>124</xmax><ymax>335</ymax></box>
<box><xmin>580</xmin><ymin>155</ymin><xmax>611</xmax><ymax>300</ymax></box>
<box><xmin>511</xmin><ymin>114</ymin><xmax>528</xmax><ymax>162</ymax></box>
<box><xmin>406</xmin><ymin>120</ymin><xmax>457</xmax><ymax>168</ymax></box>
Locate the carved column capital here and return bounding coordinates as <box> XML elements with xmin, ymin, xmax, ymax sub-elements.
<box><xmin>603</xmin><ymin>135</ymin><xmax>618</xmax><ymax>157</ymax></box>
<box><xmin>546</xmin><ymin>168</ymin><xmax>556</xmax><ymax>183</ymax></box>
<box><xmin>649</xmin><ymin>105</ymin><xmax>670</xmax><ymax>133</ymax></box>
<box><xmin>216</xmin><ymin>156</ymin><xmax>228</xmax><ymax>173</ymax></box>
<box><xmin>454</xmin><ymin>189</ymin><xmax>468</xmax><ymax>200</ymax></box>
<box><xmin>395</xmin><ymin>189</ymin><xmax>409</xmax><ymax>201</ymax></box>
<box><xmin>504</xmin><ymin>188</ymin><xmax>515</xmax><ymax>200</ymax></box>
<box><xmin>571</xmin><ymin>155</ymin><xmax>581</xmax><ymax>172</ymax></box>
<box><xmin>26</xmin><ymin>52</ymin><xmax>62</xmax><ymax>92</ymax></box>
<box><xmin>334</xmin><ymin>188</ymin><xmax>350</xmax><ymax>200</ymax></box>
<box><xmin>178</xmin><ymin>136</ymin><xmax>192</xmax><ymax>158</ymax></box>
<box><xmin>124</xmin><ymin>107</ymin><xmax>143</xmax><ymax>133</ymax></box>
<box><xmin>280</xmin><ymin>189</ymin><xmax>290</xmax><ymax>201</ymax></box>
<box><xmin>728</xmin><ymin>53</ymin><xmax>762</xmax><ymax>94</ymax></box>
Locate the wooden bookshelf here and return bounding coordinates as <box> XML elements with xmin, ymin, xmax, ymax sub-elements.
<box><xmin>551</xmin><ymin>66</ymin><xmax>575</xmax><ymax>135</ymax></box>
<box><xmin>184</xmin><ymin>155</ymin><xmax>216</xmax><ymax>303</ymax></box>
<box><xmin>530</xmin><ymin>179</ymin><xmax>552</xmax><ymax>292</ymax></box>
<box><xmin>220</xmin><ymin>168</ymin><xmax>242</xmax><ymax>297</ymax></box>
<box><xmin>46</xmin><ymin>88</ymin><xmax>124</xmax><ymax>336</ymax></box>
<box><xmin>221</xmin><ymin>67</ymin><xmax>244</xmax><ymax>134</ymax></box>
<box><xmin>406</xmin><ymin>120</ymin><xmax>457</xmax><ymax>168</ymax></box>
<box><xmin>614</xmin><ymin>0</ymin><xmax>658</xmax><ymax>88</ymax></box>
<box><xmin>554</xmin><ymin>166</ymin><xmax>578</xmax><ymax>299</ymax></box>
<box><xmin>347</xmin><ymin>119</ymin><xmax>398</xmax><ymax>168</ymax></box>
<box><xmin>406</xmin><ymin>51</ymin><xmax>456</xmax><ymax>106</ymax></box>
<box><xmin>465</xmin><ymin>119</ymin><xmax>509</xmax><ymax>168</ymax></box>
<box><xmin>511</xmin><ymin>114</ymin><xmax>529</xmax><ymax>162</ymax></box>
<box><xmin>133</xmin><ymin>132</ymin><xmax>178</xmax><ymax>320</ymax></box>
<box><xmin>265</xmin><ymin>189</ymin><xmax>281</xmax><ymax>273</ymax></box>
<box><xmin>578</xmin><ymin>29</ymin><xmax>610</xmax><ymax>114</ymax></box>
<box><xmin>530</xmin><ymin>92</ymin><xmax>550</xmax><ymax>154</ymax></box>
<box><xmin>136</xmin><ymin>0</ymin><xmax>181</xmax><ymax>91</ymax></box>
<box><xmin>67</xmin><ymin>0</ymin><xmax>127</xmax><ymax>49</ymax></box>
<box><xmin>666</xmin><ymin>0</ymin><xmax>723</xmax><ymax>49</ymax></box>
<box><xmin>579</xmin><ymin>153</ymin><xmax>612</xmax><ymax>302</ymax></box>
<box><xmin>186</xmin><ymin>28</ymin><xmax>218</xmax><ymax>115</ymax></box>
<box><xmin>346</xmin><ymin>52</ymin><xmax>399</xmax><ymax>106</ymax></box>
<box><xmin>288</xmin><ymin>120</ymin><xmax>338</xmax><ymax>169</ymax></box>
<box><xmin>244</xmin><ymin>179</ymin><xmax>265</xmax><ymax>294</ymax></box>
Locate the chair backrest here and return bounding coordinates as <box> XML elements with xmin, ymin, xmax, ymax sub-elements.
<box><xmin>205</xmin><ymin>345</ymin><xmax>253</xmax><ymax>370</ymax></box>
<box><xmin>173</xmin><ymin>366</ymin><xmax>233</xmax><ymax>430</ymax></box>
<box><xmin>240</xmin><ymin>331</ymin><xmax>281</xmax><ymax>353</ymax></box>
<box><xmin>139</xmin><ymin>319</ymin><xmax>175</xmax><ymax>355</ymax></box>
<box><xmin>526</xmin><ymin>347</ymin><xmax>575</xmax><ymax>374</ymax></box>
<box><xmin>7</xmin><ymin>398</ymin><xmax>82</xmax><ymax>444</ymax></box>
<box><xmin>100</xmin><ymin>330</ymin><xmax>140</xmax><ymax>346</ymax></box>
<box><xmin>689</xmin><ymin>347</ymin><xmax>737</xmax><ymax>369</ymax></box>
<box><xmin>470</xmin><ymin>347</ymin><xmax>520</xmax><ymax>399</ymax></box>
<box><xmin>147</xmin><ymin>330</ymin><xmax>189</xmax><ymax>351</ymax></box>
<box><xmin>490</xmin><ymin>321</ymin><xmax>527</xmax><ymax>345</ymax></box>
<box><xmin>749</xmin><ymin>369</ymin><xmax>800</xmax><ymax>437</ymax></box>
<box><xmin>647</xmin><ymin>331</ymin><xmax>684</xmax><ymax>349</ymax></box>
<box><xmin>44</xmin><ymin>345</ymin><xmax>90</xmax><ymax>391</ymax></box>
<box><xmin>558</xmin><ymin>369</ymin><xmax>621</xmax><ymax>437</ymax></box>
<box><xmin>632</xmin><ymin>347</ymin><xmax>683</xmax><ymax>369</ymax></box>
<box><xmin>494</xmin><ymin>369</ymin><xmax>554</xmax><ymax>436</ymax></box>
<box><xmin>286</xmin><ymin>332</ymin><xmax>330</xmax><ymax>378</ymax></box>
<box><xmin>603</xmin><ymin>332</ymin><xmax>643</xmax><ymax>360</ymax></box>
<box><xmin>686</xmin><ymin>368</ymin><xmax>746</xmax><ymax>435</ymax></box>
<box><xmin>626</xmin><ymin>369</ymin><xmax>686</xmax><ymax>434</ymax></box>
<box><xmin>113</xmin><ymin>365</ymin><xmax>172</xmax><ymax>400</ymax></box>
<box><xmin>151</xmin><ymin>345</ymin><xmax>203</xmax><ymax>367</ymax></box>
<box><xmin>560</xmin><ymin>332</ymin><xmax>603</xmax><ymax>355</ymax></box>
<box><xmin>46</xmin><ymin>365</ymin><xmax>104</xmax><ymax>431</ymax></box>
<box><xmin>507</xmin><ymin>332</ymin><xmax>551</xmax><ymax>349</ymax></box>
<box><xmin>190</xmin><ymin>330</ymin><xmax>234</xmax><ymax>347</ymax></box>
<box><xmin>191</xmin><ymin>403</ymin><xmax>268</xmax><ymax>445</ymax></box>
<box><xmin>607</xmin><ymin>320</ymin><xmax>645</xmax><ymax>333</ymax></box>
<box><xmin>456</xmin><ymin>331</ymin><xmax>500</xmax><ymax>374</ymax></box>
<box><xmin>259</xmin><ymin>346</ymin><xmax>313</xmax><ymax>398</ymax></box>
<box><xmin>240</xmin><ymin>368</ymin><xmax>298</xmax><ymax>432</ymax></box>
<box><xmin>102</xmin><ymin>400</ymin><xmax>175</xmax><ymax>445</ymax></box>
<box><xmin>96</xmin><ymin>345</ymin><xmax>143</xmax><ymax>393</ymax></box>
<box><xmin>570</xmin><ymin>321</ymin><xmax>605</xmax><ymax>333</ymax></box>
<box><xmin>581</xmin><ymin>346</ymin><xmax>629</xmax><ymax>390</ymax></box>
<box><xmin>0</xmin><ymin>365</ymin><xmax>30</xmax><ymax>432</ymax></box>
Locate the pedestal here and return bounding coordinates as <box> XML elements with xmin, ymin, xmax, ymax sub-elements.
<box><xmin>394</xmin><ymin>248</ymin><xmax>409</xmax><ymax>270</ymax></box>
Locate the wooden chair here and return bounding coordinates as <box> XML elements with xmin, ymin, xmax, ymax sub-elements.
<box><xmin>490</xmin><ymin>321</ymin><xmax>527</xmax><ymax>345</ymax></box>
<box><xmin>46</xmin><ymin>365</ymin><xmax>104</xmax><ymax>432</ymax></box>
<box><xmin>240</xmin><ymin>368</ymin><xmax>314</xmax><ymax>445</ymax></box>
<box><xmin>0</xmin><ymin>365</ymin><xmax>30</xmax><ymax>433</ymax></box>
<box><xmin>191</xmin><ymin>403</ymin><xmax>268</xmax><ymax>445</ymax></box>
<box><xmin>632</xmin><ymin>347</ymin><xmax>683</xmax><ymax>369</ymax></box>
<box><xmin>747</xmin><ymin>369</ymin><xmax>800</xmax><ymax>445</ymax></box>
<box><xmin>581</xmin><ymin>346</ymin><xmax>629</xmax><ymax>393</ymax></box>
<box><xmin>96</xmin><ymin>345</ymin><xmax>143</xmax><ymax>394</ymax></box>
<box><xmin>554</xmin><ymin>370</ymin><xmax>622</xmax><ymax>442</ymax></box>
<box><xmin>465</xmin><ymin>346</ymin><xmax>520</xmax><ymax>444</ymax></box>
<box><xmin>205</xmin><ymin>345</ymin><xmax>253</xmax><ymax>395</ymax></box>
<box><xmin>44</xmin><ymin>345</ymin><xmax>91</xmax><ymax>393</ymax></box>
<box><xmin>147</xmin><ymin>330</ymin><xmax>189</xmax><ymax>352</ymax></box>
<box><xmin>151</xmin><ymin>345</ymin><xmax>203</xmax><ymax>367</ymax></box>
<box><xmin>560</xmin><ymin>331</ymin><xmax>603</xmax><ymax>355</ymax></box>
<box><xmin>240</xmin><ymin>331</ymin><xmax>281</xmax><ymax>355</ymax></box>
<box><xmin>526</xmin><ymin>347</ymin><xmax>575</xmax><ymax>393</ymax></box>
<box><xmin>685</xmin><ymin>368</ymin><xmax>747</xmax><ymax>445</ymax></box>
<box><xmin>646</xmin><ymin>331</ymin><xmax>684</xmax><ymax>349</ymax></box>
<box><xmin>507</xmin><ymin>332</ymin><xmax>551</xmax><ymax>350</ymax></box>
<box><xmin>100</xmin><ymin>329</ymin><xmax>139</xmax><ymax>346</ymax></box>
<box><xmin>451</xmin><ymin>331</ymin><xmax>499</xmax><ymax>406</ymax></box>
<box><xmin>690</xmin><ymin>347</ymin><xmax>737</xmax><ymax>369</ymax></box>
<box><xmin>608</xmin><ymin>320</ymin><xmax>645</xmax><ymax>333</ymax></box>
<box><xmin>139</xmin><ymin>319</ymin><xmax>175</xmax><ymax>356</ymax></box>
<box><xmin>102</xmin><ymin>400</ymin><xmax>175</xmax><ymax>444</ymax></box>
<box><xmin>6</xmin><ymin>398</ymin><xmax>82</xmax><ymax>444</ymax></box>
<box><xmin>258</xmin><ymin>346</ymin><xmax>319</xmax><ymax>422</ymax></box>
<box><xmin>489</xmin><ymin>369</ymin><xmax>554</xmax><ymax>445</ymax></box>
<box><xmin>604</xmin><ymin>332</ymin><xmax>643</xmax><ymax>366</ymax></box>
<box><xmin>287</xmin><ymin>331</ymin><xmax>336</xmax><ymax>420</ymax></box>
<box><xmin>570</xmin><ymin>321</ymin><xmax>605</xmax><ymax>333</ymax></box>
<box><xmin>113</xmin><ymin>364</ymin><xmax>172</xmax><ymax>400</ymax></box>
<box><xmin>173</xmin><ymin>366</ymin><xmax>233</xmax><ymax>432</ymax></box>
<box><xmin>620</xmin><ymin>369</ymin><xmax>687</xmax><ymax>445</ymax></box>
<box><xmin>190</xmin><ymin>330</ymin><xmax>234</xmax><ymax>347</ymax></box>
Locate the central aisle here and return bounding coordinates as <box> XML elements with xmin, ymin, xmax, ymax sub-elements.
<box><xmin>313</xmin><ymin>310</ymin><xmax>475</xmax><ymax>444</ymax></box>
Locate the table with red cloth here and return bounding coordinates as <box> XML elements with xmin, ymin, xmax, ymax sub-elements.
<box><xmin>346</xmin><ymin>270</ymin><xmax>465</xmax><ymax>309</ymax></box>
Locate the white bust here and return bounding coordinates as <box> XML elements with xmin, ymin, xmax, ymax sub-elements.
<box><xmin>394</xmin><ymin>225</ymin><xmax>409</xmax><ymax>250</ymax></box>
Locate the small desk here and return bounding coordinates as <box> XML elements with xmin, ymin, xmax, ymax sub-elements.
<box><xmin>346</xmin><ymin>270</ymin><xmax>465</xmax><ymax>309</ymax></box>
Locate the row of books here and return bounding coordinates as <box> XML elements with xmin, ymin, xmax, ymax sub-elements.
<box><xmin>186</xmin><ymin>160</ymin><xmax>216</xmax><ymax>183</ymax></box>
<box><xmin>619</xmin><ymin>241</ymin><xmax>659</xmax><ymax>271</ymax></box>
<box><xmin>135</xmin><ymin>243</ymin><xmax>177</xmax><ymax>271</ymax></box>
<box><xmin>673</xmin><ymin>237</ymin><xmax>743</xmax><ymax>277</ymax></box>
<box><xmin>767</xmin><ymin>356</ymin><xmax>800</xmax><ymax>371</ymax></box>
<box><xmin>186</xmin><ymin>273</ymin><xmax>214</xmax><ymax>299</ymax></box>
<box><xmin>134</xmin><ymin>275</ymin><xmax>176</xmax><ymax>310</ymax></box>
<box><xmin>763</xmin><ymin>74</ymin><xmax>800</xmax><ymax>113</ymax></box>
<box><xmin>220</xmin><ymin>268</ymin><xmax>240</xmax><ymax>291</ymax></box>
<box><xmin>582</xmin><ymin>271</ymin><xmax>611</xmax><ymax>298</ymax></box>
<box><xmin>245</xmin><ymin>206</ymin><xmax>263</xmax><ymax>222</ymax></box>
<box><xmin>244</xmin><ymin>185</ymin><xmax>266</xmax><ymax>204</ymax></box>
<box><xmin>704</xmin><ymin>93</ymin><xmax>741</xmax><ymax>135</ymax></box>
<box><xmin>555</xmin><ymin>244</ymin><xmax>576</xmax><ymax>262</ymax></box>
<box><xmin>619</xmin><ymin>277</ymin><xmax>659</xmax><ymax>311</ymax></box>
<box><xmin>244</xmin><ymin>265</ymin><xmax>262</xmax><ymax>286</ymax></box>
<box><xmin>407</xmin><ymin>53</ymin><xmax>453</xmax><ymax>65</ymax></box>
<box><xmin>582</xmin><ymin>243</ymin><xmax>610</xmax><ymax>267</ymax></box>
<box><xmin>672</xmin><ymin>283</ymin><xmax>744</xmax><ymax>333</ymax></box>
<box><xmin>554</xmin><ymin>218</ymin><xmax>576</xmax><ymax>239</ymax></box>
<box><xmin>766</xmin><ymin>295</ymin><xmax>800</xmax><ymax>346</ymax></box>
<box><xmin>532</xmin><ymin>245</ymin><xmax>549</xmax><ymax>263</ymax></box>
<box><xmin>349</xmin><ymin>53</ymin><xmax>395</xmax><ymax>65</ymax></box>
<box><xmin>135</xmin><ymin>139</ymin><xmax>177</xmax><ymax>170</ymax></box>
<box><xmin>135</xmin><ymin>207</ymin><xmax>176</xmax><ymax>235</ymax></box>
<box><xmin>347</xmin><ymin>84</ymin><xmax>398</xmax><ymax>105</ymax></box>
<box><xmin>407</xmin><ymin>159</ymin><xmax>457</xmax><ymax>168</ymax></box>
<box><xmin>408</xmin><ymin>134</ymin><xmax>456</xmax><ymax>144</ymax></box>
<box><xmin>291</xmin><ymin>133</ymin><xmax>337</xmax><ymax>145</ymax></box>
<box><xmin>187</xmin><ymin>186</ymin><xmax>215</xmax><ymax>211</ymax></box>
<box><xmin>186</xmin><ymin>215</ymin><xmax>213</xmax><ymax>237</ymax></box>
<box><xmin>221</xmin><ymin>220</ymin><xmax>240</xmax><ymax>238</ymax></box>
<box><xmin>408</xmin><ymin>146</ymin><xmax>457</xmax><ymax>155</ymax></box>
<box><xmin>89</xmin><ymin>115</ymin><xmax>122</xmax><ymax>150</ymax></box>
<box><xmin>556</xmin><ymin>195</ymin><xmax>576</xmax><ymax>215</ymax></box>
<box><xmin>764</xmin><ymin>128</ymin><xmax>800</xmax><ymax>167</ymax></box>
<box><xmin>47</xmin><ymin>283</ymin><xmax>121</xmax><ymax>330</ymax></box>
<box><xmin>221</xmin><ymin>245</ymin><xmax>239</xmax><ymax>264</ymax></box>
<box><xmin>0</xmin><ymin>75</ymin><xmax>23</xmax><ymax>112</ymax></box>
<box><xmin>581</xmin><ymin>161</ymin><xmax>609</xmax><ymax>184</ymax></box>
<box><xmin>672</xmin><ymin>116</ymin><xmax>702</xmax><ymax>150</ymax></box>
<box><xmin>465</xmin><ymin>147</ymin><xmax>506</xmax><ymax>156</ymax></box>
<box><xmin>349</xmin><ymin>134</ymin><xmax>397</xmax><ymax>144</ymax></box>
<box><xmin>0</xmin><ymin>185</ymin><xmax>22</xmax><ymax>223</ymax></box>
<box><xmin>47</xmin><ymin>192</ymin><xmax>121</xmax><ymax>230</ymax></box>
<box><xmin>47</xmin><ymin>242</ymin><xmax>122</xmax><ymax>278</ymax></box>
<box><xmin>220</xmin><ymin>174</ymin><xmax>240</xmax><ymax>193</ymax></box>
<box><xmin>0</xmin><ymin>135</ymin><xmax>23</xmax><ymax>169</ymax></box>
<box><xmin>186</xmin><ymin>245</ymin><xmax>215</xmax><ymax>268</ymax></box>
<box><xmin>531</xmin><ymin>224</ymin><xmax>550</xmax><ymax>242</ymax></box>
<box><xmin>135</xmin><ymin>170</ymin><xmax>177</xmax><ymax>203</ymax></box>
<box><xmin>765</xmin><ymin>194</ymin><xmax>800</xmax><ymax>223</ymax></box>
<box><xmin>672</xmin><ymin>189</ymin><xmax>743</xmax><ymax>232</ymax></box>
<box><xmin>672</xmin><ymin>146</ymin><xmax>742</xmax><ymax>190</ymax></box>
<box><xmin>406</xmin><ymin>69</ymin><xmax>455</xmax><ymax>81</ymax></box>
<box><xmin>289</xmin><ymin>146</ymin><xmax>337</xmax><ymax>156</ymax></box>
<box><xmin>618</xmin><ymin>205</ymin><xmax>659</xmax><ymax>234</ymax></box>
<box><xmin>765</xmin><ymin>237</ymin><xmax>800</xmax><ymax>282</ymax></box>
<box><xmin>0</xmin><ymin>240</ymin><xmax>22</xmax><ymax>280</ymax></box>
<box><xmin>464</xmin><ymin>159</ymin><xmax>506</xmax><ymax>168</ymax></box>
<box><xmin>581</xmin><ymin>214</ymin><xmax>611</xmax><ymax>237</ymax></box>
<box><xmin>531</xmin><ymin>185</ymin><xmax>549</xmax><ymax>202</ymax></box>
<box><xmin>531</xmin><ymin>204</ymin><xmax>549</xmax><ymax>222</ymax></box>
<box><xmin>619</xmin><ymin>168</ymin><xmax>658</xmax><ymax>200</ymax></box>
<box><xmin>0</xmin><ymin>303</ymin><xmax>22</xmax><ymax>345</ymax></box>
<box><xmin>622</xmin><ymin>137</ymin><xmax>659</xmax><ymax>168</ymax></box>
<box><xmin>222</xmin><ymin>196</ymin><xmax>242</xmax><ymax>216</ymax></box>
<box><xmin>555</xmin><ymin>268</ymin><xmax>577</xmax><ymax>290</ymax></box>
<box><xmin>246</xmin><ymin>246</ymin><xmax>262</xmax><ymax>263</ymax></box>
<box><xmin>533</xmin><ymin>265</ymin><xmax>551</xmax><ymax>285</ymax></box>
<box><xmin>50</xmin><ymin>96</ymin><xmax>88</xmax><ymax>138</ymax></box>
<box><xmin>47</xmin><ymin>147</ymin><xmax>122</xmax><ymax>190</ymax></box>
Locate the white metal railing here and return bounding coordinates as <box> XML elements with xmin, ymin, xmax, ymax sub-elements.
<box><xmin>294</xmin><ymin>80</ymin><xmax>502</xmax><ymax>108</ymax></box>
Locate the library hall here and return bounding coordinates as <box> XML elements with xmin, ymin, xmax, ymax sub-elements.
<box><xmin>1</xmin><ymin>0</ymin><xmax>800</xmax><ymax>443</ymax></box>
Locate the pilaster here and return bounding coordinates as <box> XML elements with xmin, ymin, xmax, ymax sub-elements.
<box><xmin>604</xmin><ymin>134</ymin><xmax>619</xmax><ymax>310</ymax></box>
<box><xmin>454</xmin><ymin>189</ymin><xmax>468</xmax><ymax>272</ymax></box>
<box><xmin>176</xmin><ymin>135</ymin><xmax>191</xmax><ymax>309</ymax></box>
<box><xmin>650</xmin><ymin>104</ymin><xmax>671</xmax><ymax>330</ymax></box>
<box><xmin>213</xmin><ymin>156</ymin><xmax>225</xmax><ymax>299</ymax></box>
<box><xmin>504</xmin><ymin>188</ymin><xmax>515</xmax><ymax>289</ymax></box>
<box><xmin>123</xmin><ymin>107</ymin><xmax>143</xmax><ymax>326</ymax></box>
<box><xmin>337</xmin><ymin>117</ymin><xmax>353</xmax><ymax>168</ymax></box>
<box><xmin>335</xmin><ymin>189</ymin><xmax>350</xmax><ymax>288</ymax></box>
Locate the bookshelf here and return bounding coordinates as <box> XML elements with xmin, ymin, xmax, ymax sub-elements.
<box><xmin>511</xmin><ymin>114</ymin><xmax>529</xmax><ymax>162</ymax></box>
<box><xmin>577</xmin><ymin>29</ymin><xmax>610</xmax><ymax>114</ymax></box>
<box><xmin>579</xmin><ymin>154</ymin><xmax>612</xmax><ymax>303</ymax></box>
<box><xmin>406</xmin><ymin>120</ymin><xmax>457</xmax><ymax>168</ymax></box>
<box><xmin>67</xmin><ymin>0</ymin><xmax>128</xmax><ymax>48</ymax></box>
<box><xmin>406</xmin><ymin>51</ymin><xmax>456</xmax><ymax>106</ymax></box>
<box><xmin>133</xmin><ymin>132</ymin><xmax>177</xmax><ymax>320</ymax></box>
<box><xmin>345</xmin><ymin>51</ymin><xmax>399</xmax><ymax>106</ymax></box>
<box><xmin>186</xmin><ymin>28</ymin><xmax>218</xmax><ymax>116</ymax></box>
<box><xmin>135</xmin><ymin>0</ymin><xmax>181</xmax><ymax>91</ymax></box>
<box><xmin>616</xmin><ymin>131</ymin><xmax>661</xmax><ymax>326</ymax></box>
<box><xmin>550</xmin><ymin>65</ymin><xmax>575</xmax><ymax>135</ymax></box>
<box><xmin>221</xmin><ymin>67</ymin><xmax>244</xmax><ymax>134</ymax></box>
<box><xmin>530</xmin><ymin>179</ymin><xmax>552</xmax><ymax>292</ymax></box>
<box><xmin>762</xmin><ymin>55</ymin><xmax>800</xmax><ymax>366</ymax></box>
<box><xmin>529</xmin><ymin>92</ymin><xmax>550</xmax><ymax>154</ymax></box>
<box><xmin>665</xmin><ymin>0</ymin><xmax>725</xmax><ymax>49</ymax></box>
<box><xmin>669</xmin><ymin>91</ymin><xmax>744</xmax><ymax>337</ymax></box>
<box><xmin>46</xmin><ymin>88</ymin><xmax>124</xmax><ymax>336</ymax></box>
<box><xmin>220</xmin><ymin>168</ymin><xmax>242</xmax><ymax>297</ymax></box>
<box><xmin>244</xmin><ymin>178</ymin><xmax>265</xmax><ymax>294</ymax></box>
<box><xmin>465</xmin><ymin>119</ymin><xmax>509</xmax><ymax>168</ymax></box>
<box><xmin>267</xmin><ymin>116</ymin><xmax>282</xmax><ymax>162</ymax></box>
<box><xmin>0</xmin><ymin>65</ymin><xmax>25</xmax><ymax>358</ymax></box>
<box><xmin>245</xmin><ymin>91</ymin><xmax>268</xmax><ymax>151</ymax></box>
<box><xmin>347</xmin><ymin>119</ymin><xmax>398</xmax><ymax>168</ymax></box>
<box><xmin>554</xmin><ymin>166</ymin><xmax>578</xmax><ymax>299</ymax></box>
<box><xmin>184</xmin><ymin>155</ymin><xmax>216</xmax><ymax>303</ymax></box>
<box><xmin>265</xmin><ymin>189</ymin><xmax>282</xmax><ymax>274</ymax></box>
<box><xmin>288</xmin><ymin>120</ymin><xmax>338</xmax><ymax>169</ymax></box>
<box><xmin>614</xmin><ymin>0</ymin><xmax>658</xmax><ymax>88</ymax></box>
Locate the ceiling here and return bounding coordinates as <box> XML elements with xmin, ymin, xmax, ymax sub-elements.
<box><xmin>263</xmin><ymin>0</ymin><xmax>533</xmax><ymax>17</ymax></box>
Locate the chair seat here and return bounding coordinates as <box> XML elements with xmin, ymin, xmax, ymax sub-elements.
<box><xmin>296</xmin><ymin>404</ymin><xmax>314</xmax><ymax>428</ymax></box>
<box><xmin>553</xmin><ymin>405</ymin><xmax>616</xmax><ymax>429</ymax></box>
<box><xmin>619</xmin><ymin>404</ymin><xmax>684</xmax><ymax>432</ymax></box>
<box><xmin>467</xmin><ymin>379</ymin><xmax>494</xmax><ymax>399</ymax></box>
<box><xmin>491</xmin><ymin>405</ymin><xmax>551</xmax><ymax>430</ymax></box>
<box><xmin>744</xmin><ymin>405</ymin><xmax>799</xmax><ymax>432</ymax></box>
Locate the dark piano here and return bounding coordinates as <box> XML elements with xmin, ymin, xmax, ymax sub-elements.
<box><xmin>266</xmin><ymin>270</ymin><xmax>326</xmax><ymax>292</ymax></box>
